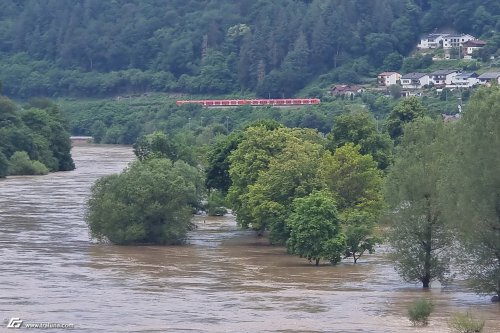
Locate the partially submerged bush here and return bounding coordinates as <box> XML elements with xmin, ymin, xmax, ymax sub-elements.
<box><xmin>407</xmin><ymin>298</ymin><xmax>434</xmax><ymax>326</ymax></box>
<box><xmin>8</xmin><ymin>151</ymin><xmax>49</xmax><ymax>175</ymax></box>
<box><xmin>448</xmin><ymin>312</ymin><xmax>485</xmax><ymax>333</ymax></box>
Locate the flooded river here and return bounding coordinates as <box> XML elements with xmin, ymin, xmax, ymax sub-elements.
<box><xmin>0</xmin><ymin>144</ymin><xmax>499</xmax><ymax>332</ymax></box>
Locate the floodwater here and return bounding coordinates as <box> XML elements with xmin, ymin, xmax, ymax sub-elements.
<box><xmin>0</xmin><ymin>144</ymin><xmax>499</xmax><ymax>333</ymax></box>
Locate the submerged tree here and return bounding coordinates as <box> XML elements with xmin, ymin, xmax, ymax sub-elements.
<box><xmin>86</xmin><ymin>158</ymin><xmax>203</xmax><ymax>245</ymax></box>
<box><xmin>386</xmin><ymin>118</ymin><xmax>452</xmax><ymax>288</ymax></box>
<box><xmin>441</xmin><ymin>86</ymin><xmax>500</xmax><ymax>301</ymax></box>
<box><xmin>286</xmin><ymin>191</ymin><xmax>346</xmax><ymax>266</ymax></box>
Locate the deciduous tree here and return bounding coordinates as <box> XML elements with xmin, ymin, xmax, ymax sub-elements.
<box><xmin>286</xmin><ymin>191</ymin><xmax>346</xmax><ymax>266</ymax></box>
<box><xmin>386</xmin><ymin>117</ymin><xmax>452</xmax><ymax>288</ymax></box>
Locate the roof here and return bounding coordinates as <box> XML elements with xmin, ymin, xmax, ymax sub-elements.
<box><xmin>454</xmin><ymin>72</ymin><xmax>478</xmax><ymax>79</ymax></box>
<box><xmin>462</xmin><ymin>39</ymin><xmax>486</xmax><ymax>47</ymax></box>
<box><xmin>331</xmin><ymin>85</ymin><xmax>363</xmax><ymax>93</ymax></box>
<box><xmin>430</xmin><ymin>69</ymin><xmax>459</xmax><ymax>76</ymax></box>
<box><xmin>401</xmin><ymin>72</ymin><xmax>428</xmax><ymax>79</ymax></box>
<box><xmin>445</xmin><ymin>34</ymin><xmax>475</xmax><ymax>39</ymax></box>
<box><xmin>424</xmin><ymin>33</ymin><xmax>448</xmax><ymax>40</ymax></box>
<box><xmin>378</xmin><ymin>72</ymin><xmax>399</xmax><ymax>76</ymax></box>
<box><xmin>478</xmin><ymin>72</ymin><xmax>500</xmax><ymax>79</ymax></box>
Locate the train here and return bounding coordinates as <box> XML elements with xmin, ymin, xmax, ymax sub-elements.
<box><xmin>175</xmin><ymin>98</ymin><xmax>320</xmax><ymax>107</ymax></box>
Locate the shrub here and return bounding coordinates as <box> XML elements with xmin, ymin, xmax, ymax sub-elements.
<box><xmin>448</xmin><ymin>312</ymin><xmax>485</xmax><ymax>333</ymax></box>
<box><xmin>205</xmin><ymin>191</ymin><xmax>227</xmax><ymax>216</ymax></box>
<box><xmin>8</xmin><ymin>151</ymin><xmax>49</xmax><ymax>175</ymax></box>
<box><xmin>407</xmin><ymin>298</ymin><xmax>434</xmax><ymax>326</ymax></box>
<box><xmin>86</xmin><ymin>158</ymin><xmax>203</xmax><ymax>245</ymax></box>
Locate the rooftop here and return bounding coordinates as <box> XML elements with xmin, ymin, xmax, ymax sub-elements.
<box><xmin>454</xmin><ymin>72</ymin><xmax>478</xmax><ymax>79</ymax></box>
<box><xmin>401</xmin><ymin>72</ymin><xmax>428</xmax><ymax>79</ymax></box>
<box><xmin>478</xmin><ymin>72</ymin><xmax>500</xmax><ymax>79</ymax></box>
<box><xmin>430</xmin><ymin>69</ymin><xmax>459</xmax><ymax>75</ymax></box>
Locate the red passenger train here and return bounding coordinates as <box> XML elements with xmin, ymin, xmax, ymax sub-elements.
<box><xmin>176</xmin><ymin>98</ymin><xmax>320</xmax><ymax>107</ymax></box>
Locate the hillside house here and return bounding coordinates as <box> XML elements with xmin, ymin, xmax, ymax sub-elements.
<box><xmin>451</xmin><ymin>72</ymin><xmax>479</xmax><ymax>87</ymax></box>
<box><xmin>330</xmin><ymin>85</ymin><xmax>364</xmax><ymax>97</ymax></box>
<box><xmin>401</xmin><ymin>73</ymin><xmax>430</xmax><ymax>89</ymax></box>
<box><xmin>477</xmin><ymin>72</ymin><xmax>500</xmax><ymax>85</ymax></box>
<box><xmin>418</xmin><ymin>34</ymin><xmax>447</xmax><ymax>49</ymax></box>
<box><xmin>442</xmin><ymin>34</ymin><xmax>476</xmax><ymax>49</ymax></box>
<box><xmin>462</xmin><ymin>39</ymin><xmax>486</xmax><ymax>59</ymax></box>
<box><xmin>378</xmin><ymin>72</ymin><xmax>401</xmax><ymax>86</ymax></box>
<box><xmin>429</xmin><ymin>69</ymin><xmax>460</xmax><ymax>86</ymax></box>
<box><xmin>418</xmin><ymin>33</ymin><xmax>477</xmax><ymax>50</ymax></box>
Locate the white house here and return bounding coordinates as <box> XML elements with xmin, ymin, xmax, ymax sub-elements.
<box><xmin>417</xmin><ymin>34</ymin><xmax>447</xmax><ymax>49</ymax></box>
<box><xmin>418</xmin><ymin>33</ymin><xmax>477</xmax><ymax>50</ymax></box>
<box><xmin>429</xmin><ymin>69</ymin><xmax>460</xmax><ymax>86</ymax></box>
<box><xmin>442</xmin><ymin>34</ymin><xmax>476</xmax><ymax>49</ymax></box>
<box><xmin>451</xmin><ymin>72</ymin><xmax>479</xmax><ymax>87</ymax></box>
<box><xmin>377</xmin><ymin>72</ymin><xmax>401</xmax><ymax>86</ymax></box>
<box><xmin>477</xmin><ymin>72</ymin><xmax>500</xmax><ymax>85</ymax></box>
<box><xmin>401</xmin><ymin>73</ymin><xmax>430</xmax><ymax>89</ymax></box>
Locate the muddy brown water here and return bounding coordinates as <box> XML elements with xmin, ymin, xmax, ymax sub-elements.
<box><xmin>0</xmin><ymin>144</ymin><xmax>499</xmax><ymax>333</ymax></box>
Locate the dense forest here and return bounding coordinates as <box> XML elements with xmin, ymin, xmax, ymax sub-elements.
<box><xmin>0</xmin><ymin>0</ymin><xmax>499</xmax><ymax>98</ymax></box>
<box><xmin>0</xmin><ymin>95</ymin><xmax>74</xmax><ymax>177</ymax></box>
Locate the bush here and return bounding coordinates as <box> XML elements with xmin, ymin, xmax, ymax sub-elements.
<box><xmin>448</xmin><ymin>312</ymin><xmax>485</xmax><ymax>333</ymax></box>
<box><xmin>0</xmin><ymin>151</ymin><xmax>8</xmax><ymax>178</ymax></box>
<box><xmin>407</xmin><ymin>298</ymin><xmax>434</xmax><ymax>326</ymax></box>
<box><xmin>86</xmin><ymin>158</ymin><xmax>203</xmax><ymax>245</ymax></box>
<box><xmin>8</xmin><ymin>151</ymin><xmax>49</xmax><ymax>175</ymax></box>
<box><xmin>205</xmin><ymin>191</ymin><xmax>227</xmax><ymax>216</ymax></box>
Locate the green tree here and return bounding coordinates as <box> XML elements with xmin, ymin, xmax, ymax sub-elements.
<box><xmin>0</xmin><ymin>151</ymin><xmax>8</xmax><ymax>178</ymax></box>
<box><xmin>343</xmin><ymin>212</ymin><xmax>380</xmax><ymax>264</ymax></box>
<box><xmin>319</xmin><ymin>143</ymin><xmax>384</xmax><ymax>216</ymax></box>
<box><xmin>242</xmin><ymin>140</ymin><xmax>324</xmax><ymax>243</ymax></box>
<box><xmin>386</xmin><ymin>117</ymin><xmax>452</xmax><ymax>288</ymax></box>
<box><xmin>328</xmin><ymin>111</ymin><xmax>393</xmax><ymax>170</ymax></box>
<box><xmin>86</xmin><ymin>158</ymin><xmax>203</xmax><ymax>245</ymax></box>
<box><xmin>386</xmin><ymin>97</ymin><xmax>426</xmax><ymax>142</ymax></box>
<box><xmin>8</xmin><ymin>151</ymin><xmax>49</xmax><ymax>175</ymax></box>
<box><xmin>133</xmin><ymin>131</ymin><xmax>178</xmax><ymax>162</ymax></box>
<box><xmin>286</xmin><ymin>191</ymin><xmax>346</xmax><ymax>266</ymax></box>
<box><xmin>441</xmin><ymin>86</ymin><xmax>500</xmax><ymax>300</ymax></box>
<box><xmin>90</xmin><ymin>120</ymin><xmax>107</xmax><ymax>143</ymax></box>
<box><xmin>205</xmin><ymin>131</ymin><xmax>243</xmax><ymax>194</ymax></box>
<box><xmin>227</xmin><ymin>125</ymin><xmax>321</xmax><ymax>228</ymax></box>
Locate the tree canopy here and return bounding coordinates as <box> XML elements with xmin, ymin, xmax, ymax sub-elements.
<box><xmin>86</xmin><ymin>158</ymin><xmax>203</xmax><ymax>245</ymax></box>
<box><xmin>1</xmin><ymin>0</ymin><xmax>497</xmax><ymax>98</ymax></box>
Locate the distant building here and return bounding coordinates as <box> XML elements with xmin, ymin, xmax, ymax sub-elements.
<box><xmin>442</xmin><ymin>34</ymin><xmax>476</xmax><ymax>49</ymax></box>
<box><xmin>418</xmin><ymin>33</ymin><xmax>477</xmax><ymax>50</ymax></box>
<box><xmin>377</xmin><ymin>72</ymin><xmax>401</xmax><ymax>86</ymax></box>
<box><xmin>451</xmin><ymin>72</ymin><xmax>479</xmax><ymax>87</ymax></box>
<box><xmin>477</xmin><ymin>72</ymin><xmax>500</xmax><ymax>85</ymax></box>
<box><xmin>330</xmin><ymin>85</ymin><xmax>364</xmax><ymax>97</ymax></box>
<box><xmin>401</xmin><ymin>73</ymin><xmax>430</xmax><ymax>89</ymax></box>
<box><xmin>429</xmin><ymin>69</ymin><xmax>460</xmax><ymax>86</ymax></box>
<box><xmin>462</xmin><ymin>39</ymin><xmax>487</xmax><ymax>59</ymax></box>
<box><xmin>442</xmin><ymin>113</ymin><xmax>461</xmax><ymax>122</ymax></box>
<box><xmin>418</xmin><ymin>34</ymin><xmax>447</xmax><ymax>49</ymax></box>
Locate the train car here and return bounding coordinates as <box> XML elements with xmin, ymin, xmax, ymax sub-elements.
<box><xmin>176</xmin><ymin>98</ymin><xmax>320</xmax><ymax>107</ymax></box>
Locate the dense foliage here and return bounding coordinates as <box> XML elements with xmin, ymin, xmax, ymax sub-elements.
<box><xmin>386</xmin><ymin>118</ymin><xmax>452</xmax><ymax>288</ymax></box>
<box><xmin>0</xmin><ymin>95</ymin><xmax>74</xmax><ymax>177</ymax></box>
<box><xmin>86</xmin><ymin>158</ymin><xmax>203</xmax><ymax>245</ymax></box>
<box><xmin>1</xmin><ymin>0</ymin><xmax>498</xmax><ymax>98</ymax></box>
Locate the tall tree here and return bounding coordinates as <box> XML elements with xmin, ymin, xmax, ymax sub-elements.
<box><xmin>386</xmin><ymin>117</ymin><xmax>452</xmax><ymax>288</ymax></box>
<box><xmin>328</xmin><ymin>111</ymin><xmax>393</xmax><ymax>170</ymax></box>
<box><xmin>441</xmin><ymin>86</ymin><xmax>500</xmax><ymax>301</ymax></box>
<box><xmin>286</xmin><ymin>190</ymin><xmax>346</xmax><ymax>266</ymax></box>
<box><xmin>386</xmin><ymin>97</ymin><xmax>427</xmax><ymax>142</ymax></box>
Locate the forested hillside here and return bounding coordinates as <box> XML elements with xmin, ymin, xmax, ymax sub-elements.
<box><xmin>0</xmin><ymin>0</ymin><xmax>499</xmax><ymax>98</ymax></box>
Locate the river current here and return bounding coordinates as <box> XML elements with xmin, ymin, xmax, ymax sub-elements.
<box><xmin>0</xmin><ymin>144</ymin><xmax>499</xmax><ymax>332</ymax></box>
